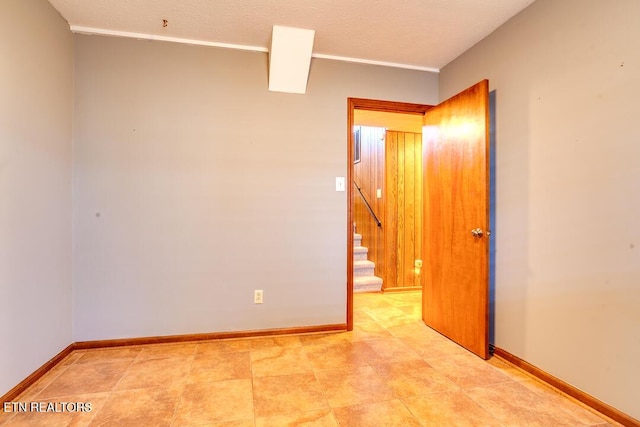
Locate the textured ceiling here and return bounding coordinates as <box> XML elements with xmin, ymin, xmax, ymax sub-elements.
<box><xmin>47</xmin><ymin>0</ymin><xmax>535</xmax><ymax>71</ymax></box>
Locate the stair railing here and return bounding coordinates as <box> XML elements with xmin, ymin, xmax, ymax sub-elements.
<box><xmin>353</xmin><ymin>181</ymin><xmax>382</xmax><ymax>227</ymax></box>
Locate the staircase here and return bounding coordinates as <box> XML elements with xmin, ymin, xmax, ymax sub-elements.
<box><xmin>353</xmin><ymin>233</ymin><xmax>383</xmax><ymax>292</ymax></box>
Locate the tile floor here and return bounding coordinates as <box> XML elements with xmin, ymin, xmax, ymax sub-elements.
<box><xmin>0</xmin><ymin>291</ymin><xmax>619</xmax><ymax>426</ymax></box>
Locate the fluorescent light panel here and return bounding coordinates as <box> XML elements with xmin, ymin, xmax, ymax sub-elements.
<box><xmin>268</xmin><ymin>26</ymin><xmax>315</xmax><ymax>94</ymax></box>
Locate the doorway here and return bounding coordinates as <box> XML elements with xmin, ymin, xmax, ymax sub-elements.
<box><xmin>347</xmin><ymin>81</ymin><xmax>491</xmax><ymax>359</ymax></box>
<box><xmin>352</xmin><ymin>122</ymin><xmax>424</xmax><ymax>293</ymax></box>
<box><xmin>346</xmin><ymin>99</ymin><xmax>433</xmax><ymax>331</ymax></box>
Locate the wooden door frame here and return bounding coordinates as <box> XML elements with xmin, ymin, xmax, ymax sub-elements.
<box><xmin>346</xmin><ymin>98</ymin><xmax>433</xmax><ymax>330</ymax></box>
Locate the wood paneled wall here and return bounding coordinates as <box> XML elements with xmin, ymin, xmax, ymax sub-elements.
<box><xmin>353</xmin><ymin>126</ymin><xmax>423</xmax><ymax>291</ymax></box>
<box><xmin>384</xmin><ymin>131</ymin><xmax>423</xmax><ymax>290</ymax></box>
<box><xmin>353</xmin><ymin>126</ymin><xmax>386</xmax><ymax>278</ymax></box>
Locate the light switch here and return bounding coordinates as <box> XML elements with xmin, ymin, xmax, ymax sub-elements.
<box><xmin>376</xmin><ymin>189</ymin><xmax>382</xmax><ymax>198</ymax></box>
<box><xmin>336</xmin><ymin>177</ymin><xmax>345</xmax><ymax>192</ymax></box>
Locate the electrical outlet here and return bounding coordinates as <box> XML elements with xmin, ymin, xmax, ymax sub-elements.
<box><xmin>254</xmin><ymin>290</ymin><xmax>263</xmax><ymax>304</ymax></box>
<box><xmin>415</xmin><ymin>259</ymin><xmax>423</xmax><ymax>268</ymax></box>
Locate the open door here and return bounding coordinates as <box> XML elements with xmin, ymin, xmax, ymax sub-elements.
<box><xmin>347</xmin><ymin>99</ymin><xmax>433</xmax><ymax>331</ymax></box>
<box><xmin>422</xmin><ymin>80</ymin><xmax>490</xmax><ymax>359</ymax></box>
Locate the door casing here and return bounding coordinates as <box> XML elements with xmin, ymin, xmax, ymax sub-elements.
<box><xmin>346</xmin><ymin>99</ymin><xmax>433</xmax><ymax>331</ymax></box>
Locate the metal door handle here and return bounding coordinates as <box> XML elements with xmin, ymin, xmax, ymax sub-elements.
<box><xmin>471</xmin><ymin>228</ymin><xmax>484</xmax><ymax>237</ymax></box>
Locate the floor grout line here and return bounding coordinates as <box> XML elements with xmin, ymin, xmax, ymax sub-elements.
<box><xmin>4</xmin><ymin>291</ymin><xmax>617</xmax><ymax>426</ymax></box>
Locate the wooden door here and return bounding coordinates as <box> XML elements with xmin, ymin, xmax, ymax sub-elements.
<box><xmin>422</xmin><ymin>80</ymin><xmax>490</xmax><ymax>359</ymax></box>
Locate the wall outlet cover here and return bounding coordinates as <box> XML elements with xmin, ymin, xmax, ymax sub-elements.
<box><xmin>254</xmin><ymin>289</ymin><xmax>264</xmax><ymax>304</ymax></box>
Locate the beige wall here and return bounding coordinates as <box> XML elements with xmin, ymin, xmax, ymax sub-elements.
<box><xmin>440</xmin><ymin>0</ymin><xmax>640</xmax><ymax>418</ymax></box>
<box><xmin>0</xmin><ymin>0</ymin><xmax>73</xmax><ymax>396</ymax></box>
<box><xmin>72</xmin><ymin>35</ymin><xmax>439</xmax><ymax>340</ymax></box>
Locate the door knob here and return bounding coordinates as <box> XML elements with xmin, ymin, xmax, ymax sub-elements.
<box><xmin>471</xmin><ymin>228</ymin><xmax>484</xmax><ymax>237</ymax></box>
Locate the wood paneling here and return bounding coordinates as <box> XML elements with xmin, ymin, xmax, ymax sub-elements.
<box><xmin>384</xmin><ymin>131</ymin><xmax>398</xmax><ymax>286</ymax></box>
<box><xmin>385</xmin><ymin>131</ymin><xmax>423</xmax><ymax>290</ymax></box>
<box><xmin>353</xmin><ymin>126</ymin><xmax>424</xmax><ymax>291</ymax></box>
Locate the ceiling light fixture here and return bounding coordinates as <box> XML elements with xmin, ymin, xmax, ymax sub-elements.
<box><xmin>268</xmin><ymin>25</ymin><xmax>315</xmax><ymax>94</ymax></box>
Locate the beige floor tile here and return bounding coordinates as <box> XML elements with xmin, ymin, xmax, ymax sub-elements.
<box><xmin>403</xmin><ymin>390</ymin><xmax>504</xmax><ymax>426</ymax></box>
<box><xmin>299</xmin><ymin>332</ymin><xmax>352</xmax><ymax>347</ymax></box>
<box><xmin>173</xmin><ymin>379</ymin><xmax>254</xmax><ymax>426</ymax></box>
<box><xmin>372</xmin><ymin>359</ymin><xmax>459</xmax><ymax>398</ymax></box>
<box><xmin>384</xmin><ymin>321</ymin><xmax>425</xmax><ymax>335</ymax></box>
<box><xmin>396</xmin><ymin>303</ymin><xmax>422</xmax><ymax>317</ymax></box>
<box><xmin>333</xmin><ymin>399</ymin><xmax>422</xmax><ymax>427</ymax></box>
<box><xmin>206</xmin><ymin>420</ymin><xmax>256</xmax><ymax>427</ymax></box>
<box><xmin>246</xmin><ymin>335</ymin><xmax>302</xmax><ymax>350</ymax></box>
<box><xmin>518</xmin><ymin>379</ymin><xmax>611</xmax><ymax>425</ymax></box>
<box><xmin>195</xmin><ymin>339</ymin><xmax>254</xmax><ymax>356</ymax></box>
<box><xmin>397</xmin><ymin>331</ymin><xmax>472</xmax><ymax>359</ymax></box>
<box><xmin>315</xmin><ymin>366</ymin><xmax>395</xmax><ymax>408</ymax></box>
<box><xmin>485</xmin><ymin>357</ymin><xmax>534</xmax><ymax>382</ymax></box>
<box><xmin>384</xmin><ymin>292</ymin><xmax>422</xmax><ymax>304</ymax></box>
<box><xmin>1</xmin><ymin>392</ymin><xmax>108</xmax><ymax>427</ymax></box>
<box><xmin>188</xmin><ymin>351</ymin><xmax>251</xmax><ymax>383</ymax></box>
<box><xmin>352</xmin><ymin>338</ymin><xmax>423</xmax><ymax>365</ymax></box>
<box><xmin>0</xmin><ymin>410</ymin><xmax>14</xmax><ymax>425</ymax></box>
<box><xmin>74</xmin><ymin>347</ymin><xmax>142</xmax><ymax>364</ymax></box>
<box><xmin>349</xmin><ymin>321</ymin><xmax>394</xmax><ymax>342</ymax></box>
<box><xmin>465</xmin><ymin>381</ymin><xmax>599</xmax><ymax>427</ymax></box>
<box><xmin>11</xmin><ymin>362</ymin><xmax>71</xmax><ymax>402</ymax></box>
<box><xmin>5</xmin><ymin>291</ymin><xmax>623</xmax><ymax>427</ymax></box>
<box><xmin>114</xmin><ymin>356</ymin><xmax>192</xmax><ymax>391</ymax></box>
<box><xmin>59</xmin><ymin>351</ymin><xmax>85</xmax><ymax>366</ymax></box>
<box><xmin>251</xmin><ymin>346</ymin><xmax>313</xmax><ymax>377</ymax></box>
<box><xmin>252</xmin><ymin>373</ymin><xmax>329</xmax><ymax>418</ymax></box>
<box><xmin>256</xmin><ymin>409</ymin><xmax>338</xmax><ymax>427</ymax></box>
<box><xmin>426</xmin><ymin>353</ymin><xmax>513</xmax><ymax>388</ymax></box>
<box><xmin>134</xmin><ymin>343</ymin><xmax>197</xmax><ymax>361</ymax></box>
<box><xmin>353</xmin><ymin>309</ymin><xmax>377</xmax><ymax>324</ymax></box>
<box><xmin>360</xmin><ymin>306</ymin><xmax>415</xmax><ymax>328</ymax></box>
<box><xmin>353</xmin><ymin>293</ymin><xmax>392</xmax><ymax>309</ymax></box>
<box><xmin>88</xmin><ymin>385</ymin><xmax>180</xmax><ymax>426</ymax></box>
<box><xmin>385</xmin><ymin>321</ymin><xmax>442</xmax><ymax>340</ymax></box>
<box><xmin>36</xmin><ymin>361</ymin><xmax>131</xmax><ymax>399</ymax></box>
<box><xmin>303</xmin><ymin>341</ymin><xmax>369</xmax><ymax>371</ymax></box>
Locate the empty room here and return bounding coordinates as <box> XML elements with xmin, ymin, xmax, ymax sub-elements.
<box><xmin>1</xmin><ymin>0</ymin><xmax>638</xmax><ymax>425</ymax></box>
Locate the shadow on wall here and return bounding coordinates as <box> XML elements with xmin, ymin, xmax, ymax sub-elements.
<box><xmin>489</xmin><ymin>90</ymin><xmax>497</xmax><ymax>345</ymax></box>
<box><xmin>489</xmin><ymin>86</ymin><xmax>531</xmax><ymax>354</ymax></box>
